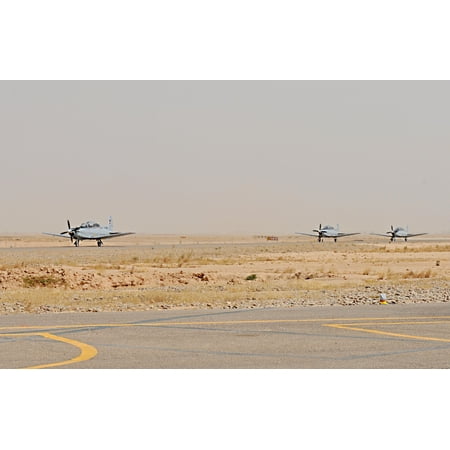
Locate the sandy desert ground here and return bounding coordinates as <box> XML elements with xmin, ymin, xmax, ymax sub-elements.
<box><xmin>0</xmin><ymin>234</ymin><xmax>449</xmax><ymax>314</ymax></box>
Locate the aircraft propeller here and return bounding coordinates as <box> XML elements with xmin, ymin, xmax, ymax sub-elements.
<box><xmin>387</xmin><ymin>225</ymin><xmax>395</xmax><ymax>242</ymax></box>
<box><xmin>60</xmin><ymin>219</ymin><xmax>80</xmax><ymax>243</ymax></box>
<box><xmin>313</xmin><ymin>224</ymin><xmax>323</xmax><ymax>242</ymax></box>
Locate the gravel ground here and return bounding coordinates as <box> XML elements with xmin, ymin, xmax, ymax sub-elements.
<box><xmin>1</xmin><ymin>282</ymin><xmax>449</xmax><ymax>314</ymax></box>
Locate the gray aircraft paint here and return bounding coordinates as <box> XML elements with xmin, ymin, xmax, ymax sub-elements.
<box><xmin>296</xmin><ymin>224</ymin><xmax>360</xmax><ymax>242</ymax></box>
<box><xmin>372</xmin><ymin>225</ymin><xmax>427</xmax><ymax>242</ymax></box>
<box><xmin>44</xmin><ymin>217</ymin><xmax>134</xmax><ymax>247</ymax></box>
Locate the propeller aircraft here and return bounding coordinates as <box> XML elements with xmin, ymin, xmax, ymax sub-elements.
<box><xmin>296</xmin><ymin>224</ymin><xmax>359</xmax><ymax>242</ymax></box>
<box><xmin>372</xmin><ymin>226</ymin><xmax>427</xmax><ymax>242</ymax></box>
<box><xmin>44</xmin><ymin>217</ymin><xmax>135</xmax><ymax>247</ymax></box>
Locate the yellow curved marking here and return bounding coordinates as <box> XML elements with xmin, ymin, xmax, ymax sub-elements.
<box><xmin>0</xmin><ymin>331</ymin><xmax>98</xmax><ymax>369</ymax></box>
<box><xmin>326</xmin><ymin>323</ymin><xmax>450</xmax><ymax>343</ymax></box>
<box><xmin>25</xmin><ymin>332</ymin><xmax>98</xmax><ymax>369</ymax></box>
<box><xmin>14</xmin><ymin>333</ymin><xmax>97</xmax><ymax>369</ymax></box>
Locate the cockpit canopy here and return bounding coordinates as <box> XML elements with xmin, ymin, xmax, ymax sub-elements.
<box><xmin>80</xmin><ymin>221</ymin><xmax>101</xmax><ymax>228</ymax></box>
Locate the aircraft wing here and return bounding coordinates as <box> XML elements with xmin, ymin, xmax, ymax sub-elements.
<box><xmin>295</xmin><ymin>232</ymin><xmax>318</xmax><ymax>237</ymax></box>
<box><xmin>336</xmin><ymin>233</ymin><xmax>360</xmax><ymax>237</ymax></box>
<box><xmin>406</xmin><ymin>233</ymin><xmax>427</xmax><ymax>238</ymax></box>
<box><xmin>42</xmin><ymin>232</ymin><xmax>71</xmax><ymax>239</ymax></box>
<box><xmin>101</xmin><ymin>232</ymin><xmax>136</xmax><ymax>239</ymax></box>
<box><xmin>370</xmin><ymin>233</ymin><xmax>390</xmax><ymax>237</ymax></box>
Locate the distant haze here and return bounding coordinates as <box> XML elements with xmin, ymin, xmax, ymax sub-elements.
<box><xmin>1</xmin><ymin>81</ymin><xmax>449</xmax><ymax>235</ymax></box>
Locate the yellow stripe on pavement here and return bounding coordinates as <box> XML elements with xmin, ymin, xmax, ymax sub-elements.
<box><xmin>325</xmin><ymin>323</ymin><xmax>450</xmax><ymax>343</ymax></box>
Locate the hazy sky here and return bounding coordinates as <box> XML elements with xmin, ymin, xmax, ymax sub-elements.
<box><xmin>1</xmin><ymin>81</ymin><xmax>449</xmax><ymax>234</ymax></box>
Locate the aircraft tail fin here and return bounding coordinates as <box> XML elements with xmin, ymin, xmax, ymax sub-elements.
<box><xmin>108</xmin><ymin>216</ymin><xmax>113</xmax><ymax>231</ymax></box>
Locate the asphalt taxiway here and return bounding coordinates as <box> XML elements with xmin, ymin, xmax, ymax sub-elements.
<box><xmin>0</xmin><ymin>303</ymin><xmax>449</xmax><ymax>368</ymax></box>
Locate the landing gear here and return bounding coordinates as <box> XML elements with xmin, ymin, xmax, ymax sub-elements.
<box><xmin>97</xmin><ymin>240</ymin><xmax>103</xmax><ymax>247</ymax></box>
<box><xmin>74</xmin><ymin>240</ymin><xmax>79</xmax><ymax>247</ymax></box>
<box><xmin>334</xmin><ymin>238</ymin><xmax>337</xmax><ymax>242</ymax></box>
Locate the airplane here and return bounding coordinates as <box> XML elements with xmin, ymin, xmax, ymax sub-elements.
<box><xmin>372</xmin><ymin>225</ymin><xmax>427</xmax><ymax>242</ymax></box>
<box><xmin>296</xmin><ymin>224</ymin><xmax>360</xmax><ymax>242</ymax></box>
<box><xmin>44</xmin><ymin>217</ymin><xmax>135</xmax><ymax>247</ymax></box>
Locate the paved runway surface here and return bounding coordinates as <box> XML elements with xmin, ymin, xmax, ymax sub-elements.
<box><xmin>0</xmin><ymin>303</ymin><xmax>449</xmax><ymax>368</ymax></box>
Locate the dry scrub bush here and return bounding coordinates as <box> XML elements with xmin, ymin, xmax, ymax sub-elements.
<box><xmin>377</xmin><ymin>269</ymin><xmax>434</xmax><ymax>280</ymax></box>
<box><xmin>22</xmin><ymin>275</ymin><xmax>66</xmax><ymax>288</ymax></box>
<box><xmin>402</xmin><ymin>269</ymin><xmax>432</xmax><ymax>279</ymax></box>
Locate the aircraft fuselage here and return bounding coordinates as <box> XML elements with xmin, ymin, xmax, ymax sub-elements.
<box><xmin>73</xmin><ymin>227</ymin><xmax>114</xmax><ymax>240</ymax></box>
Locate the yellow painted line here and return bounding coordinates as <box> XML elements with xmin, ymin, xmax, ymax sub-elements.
<box><xmin>0</xmin><ymin>323</ymin><xmax>135</xmax><ymax>331</ymax></box>
<box><xmin>27</xmin><ymin>333</ymin><xmax>97</xmax><ymax>369</ymax></box>
<box><xmin>1</xmin><ymin>315</ymin><xmax>448</xmax><ymax>367</ymax></box>
<box><xmin>1</xmin><ymin>315</ymin><xmax>450</xmax><ymax>332</ymax></box>
<box><xmin>137</xmin><ymin>316</ymin><xmax>450</xmax><ymax>327</ymax></box>
<box><xmin>325</xmin><ymin>324</ymin><xmax>450</xmax><ymax>343</ymax></box>
<box><xmin>329</xmin><ymin>320</ymin><xmax>450</xmax><ymax>327</ymax></box>
<box><xmin>0</xmin><ymin>332</ymin><xmax>98</xmax><ymax>369</ymax></box>
<box><xmin>0</xmin><ymin>332</ymin><xmax>41</xmax><ymax>337</ymax></box>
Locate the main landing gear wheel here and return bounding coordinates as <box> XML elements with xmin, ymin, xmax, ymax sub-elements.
<box><xmin>74</xmin><ymin>240</ymin><xmax>79</xmax><ymax>247</ymax></box>
<box><xmin>97</xmin><ymin>240</ymin><xmax>103</xmax><ymax>247</ymax></box>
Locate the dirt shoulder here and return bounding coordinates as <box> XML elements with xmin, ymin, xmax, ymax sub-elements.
<box><xmin>1</xmin><ymin>234</ymin><xmax>449</xmax><ymax>314</ymax></box>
